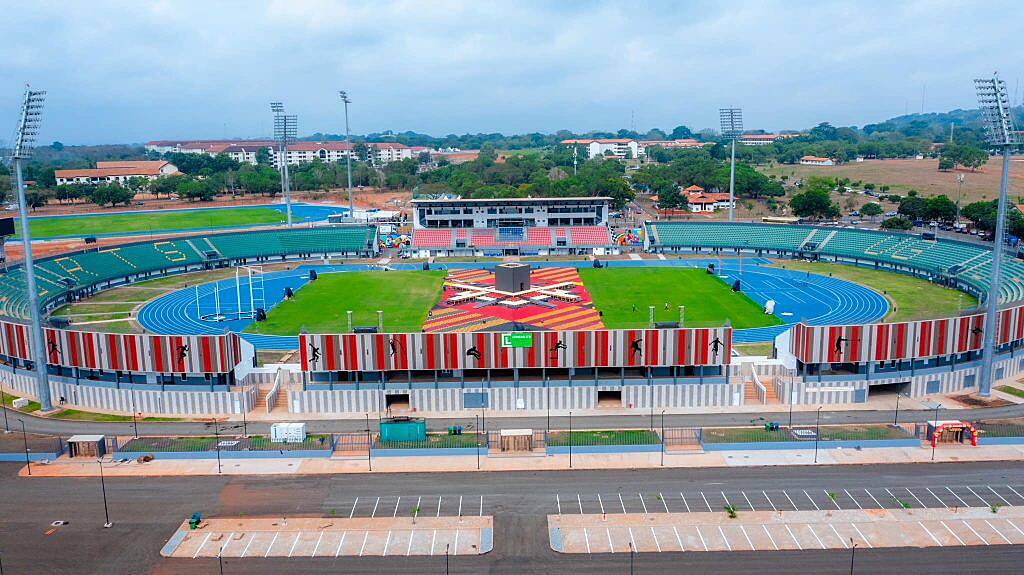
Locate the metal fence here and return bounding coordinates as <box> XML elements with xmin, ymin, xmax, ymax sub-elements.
<box><xmin>0</xmin><ymin>432</ymin><xmax>65</xmax><ymax>456</ymax></box>
<box><xmin>373</xmin><ymin>432</ymin><xmax>485</xmax><ymax>450</ymax></box>
<box><xmin>546</xmin><ymin>429</ymin><xmax>661</xmax><ymax>447</ymax></box>
<box><xmin>971</xmin><ymin>420</ymin><xmax>1024</xmax><ymax>438</ymax></box>
<box><xmin>114</xmin><ymin>434</ymin><xmax>336</xmax><ymax>453</ymax></box>
<box><xmin>701</xmin><ymin>424</ymin><xmax>914</xmax><ymax>444</ymax></box>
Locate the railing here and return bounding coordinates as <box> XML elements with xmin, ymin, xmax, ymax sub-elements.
<box><xmin>751</xmin><ymin>371</ymin><xmax>767</xmax><ymax>404</ymax></box>
<box><xmin>266</xmin><ymin>369</ymin><xmax>284</xmax><ymax>415</ymax></box>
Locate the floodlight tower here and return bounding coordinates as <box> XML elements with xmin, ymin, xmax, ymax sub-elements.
<box><xmin>10</xmin><ymin>86</ymin><xmax>53</xmax><ymax>411</ymax></box>
<box><xmin>975</xmin><ymin>73</ymin><xmax>1021</xmax><ymax>397</ymax></box>
<box><xmin>719</xmin><ymin>107</ymin><xmax>743</xmax><ymax>222</ymax></box>
<box><xmin>338</xmin><ymin>91</ymin><xmax>354</xmax><ymax>221</ymax></box>
<box><xmin>271</xmin><ymin>102</ymin><xmax>298</xmax><ymax>227</ymax></box>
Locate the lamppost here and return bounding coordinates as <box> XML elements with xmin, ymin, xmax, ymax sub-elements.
<box><xmin>338</xmin><ymin>91</ymin><xmax>354</xmax><ymax>220</ymax></box>
<box><xmin>893</xmin><ymin>392</ymin><xmax>902</xmax><ymax>426</ymax></box>
<box><xmin>924</xmin><ymin>401</ymin><xmax>942</xmax><ymax>461</ymax></box>
<box><xmin>445</xmin><ymin>543</ymin><xmax>450</xmax><ymax>575</ymax></box>
<box><xmin>849</xmin><ymin>540</ymin><xmax>857</xmax><ymax>575</ymax></box>
<box><xmin>270</xmin><ymin>102</ymin><xmax>297</xmax><ymax>228</ymax></box>
<box><xmin>629</xmin><ymin>541</ymin><xmax>635</xmax><ymax>575</ymax></box>
<box><xmin>365</xmin><ymin>412</ymin><xmax>372</xmax><ymax>471</ymax></box>
<box><xmin>975</xmin><ymin>73</ymin><xmax>1021</xmax><ymax>397</ymax></box>
<box><xmin>475</xmin><ymin>414</ymin><xmax>481</xmax><ymax>470</ymax></box>
<box><xmin>1</xmin><ymin>387</ymin><xmax>9</xmax><ymax>432</ymax></box>
<box><xmin>218</xmin><ymin>545</ymin><xmax>225</xmax><ymax>575</ymax></box>
<box><xmin>18</xmin><ymin>419</ymin><xmax>30</xmax><ymax>475</ymax></box>
<box><xmin>568</xmin><ymin>410</ymin><xmax>573</xmax><ymax>469</ymax></box>
<box><xmin>813</xmin><ymin>406</ymin><xmax>822</xmax><ymax>463</ymax></box>
<box><xmin>98</xmin><ymin>459</ymin><xmax>112</xmax><ymax>528</ymax></box>
<box><xmin>660</xmin><ymin>410</ymin><xmax>666</xmax><ymax>467</ymax></box>
<box><xmin>719</xmin><ymin>107</ymin><xmax>743</xmax><ymax>223</ymax></box>
<box><xmin>130</xmin><ymin>390</ymin><xmax>139</xmax><ymax>439</ymax></box>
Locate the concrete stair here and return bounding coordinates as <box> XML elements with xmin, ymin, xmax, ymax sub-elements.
<box><xmin>253</xmin><ymin>388</ymin><xmax>269</xmax><ymax>411</ymax></box>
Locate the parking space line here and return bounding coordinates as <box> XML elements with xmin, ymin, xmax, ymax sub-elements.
<box><xmin>829</xmin><ymin>524</ymin><xmax>848</xmax><ymax>548</ymax></box>
<box><xmin>945</xmin><ymin>487</ymin><xmax>969</xmax><ymax>508</ymax></box>
<box><xmin>264</xmin><ymin>533</ymin><xmax>279</xmax><ymax>558</ymax></box>
<box><xmin>987</xmin><ymin>486</ymin><xmax>1011</xmax><ymax>507</ymax></box>
<box><xmin>606</xmin><ymin>528</ymin><xmax>615</xmax><ymax>553</ymax></box>
<box><xmin>639</xmin><ymin>493</ymin><xmax>649</xmax><ymax>515</ymax></box>
<box><xmin>803</xmin><ymin>490</ymin><xmax>820</xmax><ymax>511</ymax></box>
<box><xmin>864</xmin><ymin>489</ymin><xmax>884</xmax><ymax>508</ymax></box>
<box><xmin>220</xmin><ymin>533</ymin><xmax>234</xmax><ymax>557</ymax></box>
<box><xmin>393</xmin><ymin>497</ymin><xmax>401</xmax><ymax>518</ymax></box>
<box><xmin>783</xmin><ymin>490</ymin><xmax>799</xmax><ymax>510</ymax></box>
<box><xmin>851</xmin><ymin>523</ymin><xmax>873</xmax><ymax>548</ymax></box>
<box><xmin>628</xmin><ymin>527</ymin><xmax>638</xmax><ymax>554</ymax></box>
<box><xmin>965</xmin><ymin>486</ymin><xmax>991</xmax><ymax>507</ymax></box>
<box><xmin>1006</xmin><ymin>485</ymin><xmax>1024</xmax><ymax>501</ymax></box>
<box><xmin>415</xmin><ymin>497</ymin><xmax>422</xmax><ymax>520</ymax></box>
<box><xmin>720</xmin><ymin>491</ymin><xmax>731</xmax><ymax>508</ymax></box>
<box><xmin>679</xmin><ymin>493</ymin><xmax>691</xmax><ymax>513</ymax></box>
<box><xmin>844</xmin><ymin>489</ymin><xmax>862</xmax><ymax>510</ymax></box>
<box><xmin>437</xmin><ymin>495</ymin><xmax>443</xmax><ymax>517</ymax></box>
<box><xmin>660</xmin><ymin>493</ymin><xmax>670</xmax><ymax>513</ymax></box>
<box><xmin>763</xmin><ymin>491</ymin><xmax>778</xmax><ymax>511</ymax></box>
<box><xmin>718</xmin><ymin>526</ymin><xmax>732</xmax><ymax>551</ymax></box>
<box><xmin>430</xmin><ymin>530</ymin><xmax>437</xmax><ymax>556</ymax></box>
<box><xmin>739</xmin><ymin>525</ymin><xmax>755</xmax><ymax>550</ymax></box>
<box><xmin>961</xmin><ymin>520</ymin><xmax>988</xmax><ymax>545</ymax></box>
<box><xmin>312</xmin><ymin>531</ymin><xmax>324</xmax><ymax>557</ymax></box>
<box><xmin>556</xmin><ymin>494</ymin><xmax>562</xmax><ymax>515</ymax></box>
<box><xmin>701</xmin><ymin>492</ymin><xmax>713</xmax><ymax>512</ymax></box>
<box><xmin>672</xmin><ymin>526</ymin><xmax>684</xmax><ymax>551</ymax></box>
<box><xmin>349</xmin><ymin>498</ymin><xmax>358</xmax><ymax>519</ymax></box>
<box><xmin>919</xmin><ymin>522</ymin><xmax>943</xmax><ymax>547</ymax></box>
<box><xmin>383</xmin><ymin>530</ymin><xmax>392</xmax><ymax>556</ymax></box>
<box><xmin>650</xmin><ymin>527</ymin><xmax>661</xmax><ymax>552</ymax></box>
<box><xmin>984</xmin><ymin>520</ymin><xmax>1012</xmax><ymax>544</ymax></box>
<box><xmin>407</xmin><ymin>529</ymin><xmax>416</xmax><ymax>556</ymax></box>
<box><xmin>762</xmin><ymin>525</ymin><xmax>778</xmax><ymax>550</ymax></box>
<box><xmin>1006</xmin><ymin>520</ymin><xmax>1024</xmax><ymax>538</ymax></box>
<box><xmin>583</xmin><ymin>527</ymin><xmax>591</xmax><ymax>554</ymax></box>
<box><xmin>453</xmin><ymin>529</ymin><xmax>460</xmax><ymax>556</ymax></box>
<box><xmin>926</xmin><ymin>487</ymin><xmax>947</xmax><ymax>507</ymax></box>
<box><xmin>825</xmin><ymin>490</ymin><xmax>841</xmax><ymax>510</ymax></box>
<box><xmin>598</xmin><ymin>493</ymin><xmax>606</xmax><ymax>514</ymax></box>
<box><xmin>371</xmin><ymin>497</ymin><xmax>380</xmax><ymax>518</ymax></box>
<box><xmin>193</xmin><ymin>532</ymin><xmax>212</xmax><ymax>559</ymax></box>
<box><xmin>578</xmin><ymin>493</ymin><xmax>584</xmax><ymax>515</ymax></box>
<box><xmin>240</xmin><ymin>534</ymin><xmax>255</xmax><ymax>558</ymax></box>
<box><xmin>479</xmin><ymin>496</ymin><xmax>484</xmax><ymax>516</ymax></box>
<box><xmin>905</xmin><ymin>488</ymin><xmax>926</xmax><ymax>508</ymax></box>
<box><xmin>336</xmin><ymin>531</ymin><xmax>347</xmax><ymax>557</ymax></box>
<box><xmin>287</xmin><ymin>532</ymin><xmax>301</xmax><ymax>557</ymax></box>
<box><xmin>784</xmin><ymin>525</ymin><xmax>802</xmax><ymax>550</ymax></box>
<box><xmin>884</xmin><ymin>488</ymin><xmax>903</xmax><ymax>508</ymax></box>
<box><xmin>742</xmin><ymin>491</ymin><xmax>755</xmax><ymax>511</ymax></box>
<box><xmin>940</xmin><ymin>521</ymin><xmax>965</xmax><ymax>545</ymax></box>
<box><xmin>458</xmin><ymin>496</ymin><xmax>463</xmax><ymax>518</ymax></box>
<box><xmin>619</xmin><ymin>493</ymin><xmax>627</xmax><ymax>514</ymax></box>
<box><xmin>695</xmin><ymin>526</ymin><xmax>709</xmax><ymax>551</ymax></box>
<box><xmin>807</xmin><ymin>524</ymin><xmax>826</xmax><ymax>549</ymax></box>
<box><xmin>359</xmin><ymin>532</ymin><xmax>369</xmax><ymax>556</ymax></box>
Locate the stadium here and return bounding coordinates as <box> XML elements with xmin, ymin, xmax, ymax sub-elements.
<box><xmin>2</xmin><ymin>194</ymin><xmax>1024</xmax><ymax>418</ymax></box>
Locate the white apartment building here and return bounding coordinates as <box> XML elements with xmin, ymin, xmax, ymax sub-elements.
<box><xmin>55</xmin><ymin>161</ymin><xmax>180</xmax><ymax>186</ymax></box>
<box><xmin>560</xmin><ymin>139</ymin><xmax>644</xmax><ymax>160</ymax></box>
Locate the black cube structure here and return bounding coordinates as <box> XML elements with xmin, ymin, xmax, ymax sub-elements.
<box><xmin>495</xmin><ymin>262</ymin><xmax>531</xmax><ymax>293</ymax></box>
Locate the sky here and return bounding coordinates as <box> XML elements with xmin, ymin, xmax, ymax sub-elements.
<box><xmin>1</xmin><ymin>0</ymin><xmax>1023</xmax><ymax>145</ymax></box>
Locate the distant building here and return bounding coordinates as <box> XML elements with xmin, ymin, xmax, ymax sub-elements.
<box><xmin>639</xmin><ymin>139</ymin><xmax>710</xmax><ymax>150</ymax></box>
<box><xmin>560</xmin><ymin>139</ymin><xmax>644</xmax><ymax>160</ymax></box>
<box><xmin>55</xmin><ymin>161</ymin><xmax>180</xmax><ymax>186</ymax></box>
<box><xmin>799</xmin><ymin>155</ymin><xmax>834</xmax><ymax>166</ymax></box>
<box><xmin>147</xmin><ymin>139</ymin><xmax>414</xmax><ymax>167</ymax></box>
<box><xmin>738</xmin><ymin>134</ymin><xmax>800</xmax><ymax>146</ymax></box>
<box><xmin>682</xmin><ymin>185</ymin><xmax>733</xmax><ymax>213</ymax></box>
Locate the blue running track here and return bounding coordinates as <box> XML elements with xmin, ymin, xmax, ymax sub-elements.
<box><xmin>136</xmin><ymin>259</ymin><xmax>889</xmax><ymax>350</ymax></box>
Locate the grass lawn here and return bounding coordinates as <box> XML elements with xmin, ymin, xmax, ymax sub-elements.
<box><xmin>1</xmin><ymin>392</ymin><xmax>41</xmax><ymax>412</ymax></box>
<box><xmin>376</xmin><ymin>433</ymin><xmax>484</xmax><ymax>449</ymax></box>
<box><xmin>246</xmin><ymin>271</ymin><xmax>446</xmax><ymax>335</ymax></box>
<box><xmin>702</xmin><ymin>425</ymin><xmax>910</xmax><ymax>443</ymax></box>
<box><xmin>547</xmin><ymin>429</ymin><xmax>660</xmax><ymax>446</ymax></box>
<box><xmin>769</xmin><ymin>261</ymin><xmax>976</xmax><ymax>321</ymax></box>
<box><xmin>578</xmin><ymin>268</ymin><xmax>781</xmax><ymax>329</ymax></box>
<box><xmin>50</xmin><ymin>409</ymin><xmax>180</xmax><ymax>422</ymax></box>
<box><xmin>734</xmin><ymin>342</ymin><xmax>774</xmax><ymax>356</ymax></box>
<box><xmin>996</xmin><ymin>385</ymin><xmax>1024</xmax><ymax>400</ymax></box>
<box><xmin>21</xmin><ymin>207</ymin><xmax>286</xmax><ymax>238</ymax></box>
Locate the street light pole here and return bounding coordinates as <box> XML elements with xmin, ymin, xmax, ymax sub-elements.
<box><xmin>365</xmin><ymin>412</ymin><xmax>372</xmax><ymax>471</ymax></box>
<box><xmin>19</xmin><ymin>419</ymin><xmax>30</xmax><ymax>475</ymax></box>
<box><xmin>660</xmin><ymin>410</ymin><xmax>666</xmax><ymax>467</ymax></box>
<box><xmin>813</xmin><ymin>406</ymin><xmax>822</xmax><ymax>463</ymax></box>
<box><xmin>1</xmin><ymin>387</ymin><xmax>9</xmax><ymax>432</ymax></box>
<box><xmin>850</xmin><ymin>541</ymin><xmax>857</xmax><ymax>575</ymax></box>
<box><xmin>445</xmin><ymin>543</ymin><xmax>450</xmax><ymax>575</ymax></box>
<box><xmin>893</xmin><ymin>393</ymin><xmax>902</xmax><ymax>426</ymax></box>
<box><xmin>98</xmin><ymin>459</ymin><xmax>112</xmax><ymax>528</ymax></box>
<box><xmin>213</xmin><ymin>420</ymin><xmax>222</xmax><ymax>474</ymax></box>
<box><xmin>931</xmin><ymin>403</ymin><xmax>940</xmax><ymax>461</ymax></box>
<box><xmin>568</xmin><ymin>410</ymin><xmax>573</xmax><ymax>469</ymax></box>
<box><xmin>339</xmin><ymin>91</ymin><xmax>355</xmax><ymax>220</ymax></box>
<box><xmin>475</xmin><ymin>414</ymin><xmax>480</xmax><ymax>470</ymax></box>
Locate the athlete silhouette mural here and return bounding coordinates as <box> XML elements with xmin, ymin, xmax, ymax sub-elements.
<box><xmin>548</xmin><ymin>339</ymin><xmax>567</xmax><ymax>362</ymax></box>
<box><xmin>832</xmin><ymin>334</ymin><xmax>859</xmax><ymax>357</ymax></box>
<box><xmin>629</xmin><ymin>337</ymin><xmax>643</xmax><ymax>360</ymax></box>
<box><xmin>466</xmin><ymin>346</ymin><xmax>482</xmax><ymax>361</ymax></box>
<box><xmin>308</xmin><ymin>342</ymin><xmax>321</xmax><ymax>367</ymax></box>
<box><xmin>709</xmin><ymin>335</ymin><xmax>723</xmax><ymax>363</ymax></box>
<box><xmin>176</xmin><ymin>344</ymin><xmax>190</xmax><ymax>371</ymax></box>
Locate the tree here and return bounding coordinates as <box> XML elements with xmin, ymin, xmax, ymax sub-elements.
<box><xmin>860</xmin><ymin>202</ymin><xmax>883</xmax><ymax>220</ymax></box>
<box><xmin>149</xmin><ymin>176</ymin><xmax>180</xmax><ymax>198</ymax></box>
<box><xmin>880</xmin><ymin>216</ymin><xmax>913</xmax><ymax>230</ymax></box>
<box><xmin>669</xmin><ymin>125</ymin><xmax>694</xmax><ymax>140</ymax></box>
<box><xmin>897</xmin><ymin>196</ymin><xmax>926</xmax><ymax>220</ymax></box>
<box><xmin>938</xmin><ymin>155</ymin><xmax>955</xmax><ymax>171</ymax></box>
<box><xmin>255</xmin><ymin>147</ymin><xmax>272</xmax><ymax>166</ymax></box>
<box><xmin>922</xmin><ymin>195</ymin><xmax>957</xmax><ymax>222</ymax></box>
<box><xmin>25</xmin><ymin>190</ymin><xmax>48</xmax><ymax>211</ymax></box>
<box><xmin>90</xmin><ymin>184</ymin><xmax>135</xmax><ymax>207</ymax></box>
<box><xmin>176</xmin><ymin>178</ymin><xmax>216</xmax><ymax>202</ymax></box>
<box><xmin>789</xmin><ymin>177</ymin><xmax>839</xmax><ymax>219</ymax></box>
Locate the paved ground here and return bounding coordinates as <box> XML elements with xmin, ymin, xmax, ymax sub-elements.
<box><xmin>2</xmin><ymin>461</ymin><xmax>1023</xmax><ymax>574</ymax></box>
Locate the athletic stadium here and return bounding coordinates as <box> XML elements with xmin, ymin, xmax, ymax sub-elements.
<box><xmin>2</xmin><ymin>196</ymin><xmax>1024</xmax><ymax>418</ymax></box>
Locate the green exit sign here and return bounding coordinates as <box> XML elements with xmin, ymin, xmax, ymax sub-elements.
<box><xmin>500</xmin><ymin>332</ymin><xmax>533</xmax><ymax>348</ymax></box>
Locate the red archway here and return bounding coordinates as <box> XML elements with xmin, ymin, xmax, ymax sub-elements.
<box><xmin>931</xmin><ymin>421</ymin><xmax>978</xmax><ymax>447</ymax></box>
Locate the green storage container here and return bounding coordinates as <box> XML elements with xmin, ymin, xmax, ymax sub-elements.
<box><xmin>379</xmin><ymin>417</ymin><xmax>427</xmax><ymax>443</ymax></box>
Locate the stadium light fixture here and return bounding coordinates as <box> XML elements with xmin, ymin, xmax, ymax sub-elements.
<box><xmin>975</xmin><ymin>73</ymin><xmax>1020</xmax><ymax>397</ymax></box>
<box><xmin>9</xmin><ymin>85</ymin><xmax>53</xmax><ymax>411</ymax></box>
<box><xmin>339</xmin><ymin>91</ymin><xmax>354</xmax><ymax>220</ymax></box>
<box><xmin>271</xmin><ymin>102</ymin><xmax>298</xmax><ymax>227</ymax></box>
<box><xmin>719</xmin><ymin>107</ymin><xmax>743</xmax><ymax>222</ymax></box>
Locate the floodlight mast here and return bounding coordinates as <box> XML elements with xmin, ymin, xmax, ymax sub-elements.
<box><xmin>10</xmin><ymin>86</ymin><xmax>53</xmax><ymax>411</ymax></box>
<box><xmin>339</xmin><ymin>91</ymin><xmax>354</xmax><ymax>221</ymax></box>
<box><xmin>271</xmin><ymin>102</ymin><xmax>297</xmax><ymax>227</ymax></box>
<box><xmin>719</xmin><ymin>107</ymin><xmax>743</xmax><ymax>222</ymax></box>
<box><xmin>975</xmin><ymin>73</ymin><xmax>1020</xmax><ymax>397</ymax></box>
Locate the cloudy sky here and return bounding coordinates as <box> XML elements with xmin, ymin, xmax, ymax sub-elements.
<box><xmin>1</xmin><ymin>0</ymin><xmax>1022</xmax><ymax>145</ymax></box>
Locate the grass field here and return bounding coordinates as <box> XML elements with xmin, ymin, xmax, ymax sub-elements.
<box><xmin>21</xmin><ymin>207</ymin><xmax>286</xmax><ymax>238</ymax></box>
<box><xmin>769</xmin><ymin>260</ymin><xmax>977</xmax><ymax>321</ymax></box>
<box><xmin>578</xmin><ymin>268</ymin><xmax>781</xmax><ymax>329</ymax></box>
<box><xmin>246</xmin><ymin>271</ymin><xmax>446</xmax><ymax>335</ymax></box>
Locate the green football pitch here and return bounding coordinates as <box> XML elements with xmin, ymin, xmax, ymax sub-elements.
<box><xmin>246</xmin><ymin>271</ymin><xmax>446</xmax><ymax>335</ymax></box>
<box><xmin>20</xmin><ymin>207</ymin><xmax>286</xmax><ymax>238</ymax></box>
<box><xmin>578</xmin><ymin>267</ymin><xmax>781</xmax><ymax>329</ymax></box>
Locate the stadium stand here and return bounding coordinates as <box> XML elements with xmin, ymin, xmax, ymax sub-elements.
<box><xmin>0</xmin><ymin>225</ymin><xmax>377</xmax><ymax>321</ymax></box>
<box><xmin>411</xmin><ymin>225</ymin><xmax>612</xmax><ymax>254</ymax></box>
<box><xmin>646</xmin><ymin>221</ymin><xmax>1023</xmax><ymax>304</ymax></box>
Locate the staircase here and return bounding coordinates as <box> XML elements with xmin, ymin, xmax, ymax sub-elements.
<box><xmin>253</xmin><ymin>387</ymin><xmax>269</xmax><ymax>411</ymax></box>
<box><xmin>762</xmin><ymin>378</ymin><xmax>780</xmax><ymax>404</ymax></box>
<box><xmin>744</xmin><ymin>379</ymin><xmax>760</xmax><ymax>403</ymax></box>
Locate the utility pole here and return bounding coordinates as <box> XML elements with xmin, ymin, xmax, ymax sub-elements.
<box><xmin>339</xmin><ymin>91</ymin><xmax>355</xmax><ymax>220</ymax></box>
<box><xmin>10</xmin><ymin>86</ymin><xmax>52</xmax><ymax>411</ymax></box>
<box><xmin>98</xmin><ymin>459</ymin><xmax>112</xmax><ymax>528</ymax></box>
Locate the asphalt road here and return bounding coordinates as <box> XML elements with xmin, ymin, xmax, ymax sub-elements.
<box><xmin>2</xmin><ymin>461</ymin><xmax>1022</xmax><ymax>574</ymax></box>
<box><xmin>8</xmin><ymin>402</ymin><xmax>1024</xmax><ymax>437</ymax></box>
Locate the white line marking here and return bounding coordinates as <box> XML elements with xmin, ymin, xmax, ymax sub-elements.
<box><xmin>393</xmin><ymin>496</ymin><xmax>401</xmax><ymax>517</ymax></box>
<box><xmin>742</xmin><ymin>491</ymin><xmax>755</xmax><ymax>511</ymax></box>
<box><xmin>863</xmin><ymin>488</ymin><xmax>884</xmax><ymax>508</ymax></box>
<box><xmin>193</xmin><ymin>532</ymin><xmax>212</xmax><ymax>559</ymax></box>
<box><xmin>739</xmin><ymin>525</ymin><xmax>755</xmax><ymax>550</ymax></box>
<box><xmin>264</xmin><ymin>532</ymin><xmax>279</xmax><ymax>558</ymax></box>
<box><xmin>965</xmin><ymin>486</ymin><xmax>990</xmax><ymax>507</ymax></box>
<box><xmin>598</xmin><ymin>493</ymin><xmax>606</xmax><ymax>514</ymax></box>
<box><xmin>984</xmin><ymin>520</ymin><xmax>1012</xmax><ymax>544</ymax></box>
<box><xmin>606</xmin><ymin>528</ymin><xmax>615</xmax><ymax>553</ymax></box>
<box><xmin>335</xmin><ymin>531</ymin><xmax>347</xmax><ymax>557</ymax></box>
<box><xmin>720</xmin><ymin>491</ymin><xmax>731</xmax><ymax>507</ymax></box>
<box><xmin>619</xmin><ymin>493</ymin><xmax>627</xmax><ymax>514</ymax></box>
<box><xmin>359</xmin><ymin>531</ymin><xmax>369</xmax><ymax>556</ymax></box>
<box><xmin>453</xmin><ymin>528</ymin><xmax>460</xmax><ymax>556</ymax></box>
<box><xmin>437</xmin><ymin>495</ymin><xmax>443</xmax><ymax>518</ymax></box>
<box><xmin>945</xmin><ymin>487</ymin><xmax>969</xmax><ymax>508</ymax></box>
<box><xmin>844</xmin><ymin>489</ymin><xmax>862</xmax><ymax>510</ymax></box>
<box><xmin>960</xmin><ymin>520</ymin><xmax>988</xmax><ymax>545</ymax></box>
<box><xmin>407</xmin><ymin>529</ymin><xmax>416</xmax><ymax>556</ymax></box>
<box><xmin>1005</xmin><ymin>519</ymin><xmax>1024</xmax><ymax>538</ymax></box>
<box><xmin>287</xmin><ymin>532</ymin><xmax>301</xmax><ymax>558</ymax></box>
<box><xmin>672</xmin><ymin>526</ymin><xmax>684</xmax><ymax>551</ymax></box>
<box><xmin>987</xmin><ymin>486</ymin><xmax>1011</xmax><ymax>507</ymax></box>
<box><xmin>430</xmin><ymin>530</ymin><xmax>437</xmax><ymax>556</ymax></box>
<box><xmin>806</xmin><ymin>524</ymin><xmax>826</xmax><ymax>549</ymax></box>
<box><xmin>415</xmin><ymin>496</ymin><xmax>422</xmax><ymax>520</ymax></box>
<box><xmin>784</xmin><ymin>524</ymin><xmax>802</xmax><ymax>550</ymax></box>
<box><xmin>578</xmin><ymin>493</ymin><xmax>584</xmax><ymax>514</ymax></box>
<box><xmin>829</xmin><ymin>524</ymin><xmax>848</xmax><ymax>548</ymax></box>
<box><xmin>458</xmin><ymin>495</ymin><xmax>463</xmax><ymax>517</ymax></box>
<box><xmin>926</xmin><ymin>487</ymin><xmax>947</xmax><ymax>507</ymax></box>
<box><xmin>825</xmin><ymin>490</ymin><xmax>841</xmax><ymax>510</ymax></box>
<box><xmin>763</xmin><ymin>491</ymin><xmax>778</xmax><ymax>512</ymax></box>
<box><xmin>650</xmin><ymin>526</ymin><xmax>661</xmax><ymax>552</ymax></box>
<box><xmin>639</xmin><ymin>493</ymin><xmax>649</xmax><ymax>515</ymax></box>
<box><xmin>680</xmin><ymin>493</ymin><xmax>691</xmax><ymax>513</ymax></box>
<box><xmin>905</xmin><ymin>488</ymin><xmax>926</xmax><ymax>508</ymax></box>
<box><xmin>383</xmin><ymin>530</ymin><xmax>392</xmax><ymax>556</ymax></box>
<box><xmin>479</xmin><ymin>495</ymin><xmax>484</xmax><ymax>517</ymax></box>
<box><xmin>940</xmin><ymin>521</ymin><xmax>965</xmax><ymax>545</ymax></box>
<box><xmin>762</xmin><ymin>524</ymin><xmax>779</xmax><ymax>550</ymax></box>
<box><xmin>371</xmin><ymin>497</ymin><xmax>380</xmax><ymax>518</ymax></box>
<box><xmin>885</xmin><ymin>488</ymin><xmax>905</xmax><ymax>508</ymax></box>
<box><xmin>701</xmin><ymin>491</ymin><xmax>713</xmax><ymax>512</ymax></box>
<box><xmin>919</xmin><ymin>522</ymin><xmax>943</xmax><ymax>547</ymax></box>
<box><xmin>695</xmin><ymin>525</ymin><xmax>709</xmax><ymax>551</ymax></box>
<box><xmin>556</xmin><ymin>494</ymin><xmax>562</xmax><ymax>515</ymax></box>
<box><xmin>1006</xmin><ymin>485</ymin><xmax>1024</xmax><ymax>502</ymax></box>
<box><xmin>583</xmin><ymin>527</ymin><xmax>591</xmax><ymax>553</ymax></box>
<box><xmin>628</xmin><ymin>527</ymin><xmax>637</xmax><ymax>553</ymax></box>
<box><xmin>783</xmin><ymin>490</ymin><xmax>799</xmax><ymax>511</ymax></box>
<box><xmin>803</xmin><ymin>490</ymin><xmax>820</xmax><ymax>511</ymax></box>
<box><xmin>660</xmin><ymin>493</ymin><xmax>670</xmax><ymax>513</ymax></box>
<box><xmin>349</xmin><ymin>497</ymin><xmax>359</xmax><ymax>518</ymax></box>
<box><xmin>312</xmin><ymin>531</ymin><xmax>324</xmax><ymax>557</ymax></box>
<box><xmin>851</xmin><ymin>523</ymin><xmax>872</xmax><ymax>548</ymax></box>
<box><xmin>718</xmin><ymin>526</ymin><xmax>732</xmax><ymax>551</ymax></box>
<box><xmin>240</xmin><ymin>534</ymin><xmax>255</xmax><ymax>558</ymax></box>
